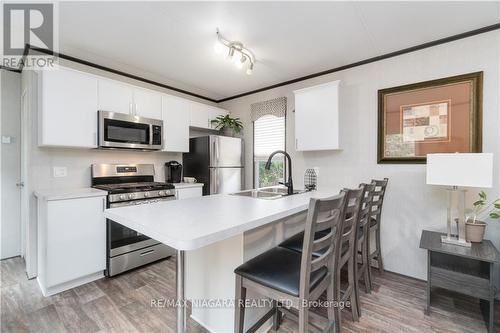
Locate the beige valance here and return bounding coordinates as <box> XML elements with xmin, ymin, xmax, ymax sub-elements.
<box><xmin>250</xmin><ymin>97</ymin><xmax>286</xmax><ymax>122</ymax></box>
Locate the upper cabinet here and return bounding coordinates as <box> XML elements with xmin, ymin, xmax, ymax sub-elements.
<box><xmin>293</xmin><ymin>80</ymin><xmax>340</xmax><ymax>151</ymax></box>
<box><xmin>39</xmin><ymin>67</ymin><xmax>99</xmax><ymax>148</ymax></box>
<box><xmin>37</xmin><ymin>65</ymin><xmax>226</xmax><ymax>150</ymax></box>
<box><xmin>162</xmin><ymin>95</ymin><xmax>190</xmax><ymax>152</ymax></box>
<box><xmin>97</xmin><ymin>79</ymin><xmax>162</xmax><ymax>119</ymax></box>
<box><xmin>189</xmin><ymin>102</ymin><xmax>229</xmax><ymax>129</ymax></box>
<box><xmin>97</xmin><ymin>79</ymin><xmax>134</xmax><ymax>115</ymax></box>
<box><xmin>133</xmin><ymin>88</ymin><xmax>162</xmax><ymax>120</ymax></box>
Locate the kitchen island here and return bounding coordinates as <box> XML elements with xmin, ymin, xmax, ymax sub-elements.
<box><xmin>104</xmin><ymin>189</ymin><xmax>340</xmax><ymax>333</ymax></box>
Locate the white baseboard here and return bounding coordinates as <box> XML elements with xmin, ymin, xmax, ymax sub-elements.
<box><xmin>37</xmin><ymin>271</ymin><xmax>103</xmax><ymax>297</ymax></box>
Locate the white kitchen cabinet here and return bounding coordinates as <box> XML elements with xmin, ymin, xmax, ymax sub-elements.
<box><xmin>97</xmin><ymin>79</ymin><xmax>134</xmax><ymax>115</ymax></box>
<box><xmin>175</xmin><ymin>185</ymin><xmax>203</xmax><ymax>199</ymax></box>
<box><xmin>189</xmin><ymin>102</ymin><xmax>229</xmax><ymax>129</ymax></box>
<box><xmin>162</xmin><ymin>95</ymin><xmax>190</xmax><ymax>152</ymax></box>
<box><xmin>39</xmin><ymin>67</ymin><xmax>98</xmax><ymax>148</ymax></box>
<box><xmin>133</xmin><ymin>87</ymin><xmax>162</xmax><ymax>119</ymax></box>
<box><xmin>35</xmin><ymin>190</ymin><xmax>107</xmax><ymax>296</ymax></box>
<box><xmin>208</xmin><ymin>106</ymin><xmax>229</xmax><ymax>130</ymax></box>
<box><xmin>293</xmin><ymin>80</ymin><xmax>340</xmax><ymax>151</ymax></box>
<box><xmin>189</xmin><ymin>101</ymin><xmax>211</xmax><ymax>128</ymax></box>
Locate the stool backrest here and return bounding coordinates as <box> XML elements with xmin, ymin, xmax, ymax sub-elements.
<box><xmin>359</xmin><ymin>183</ymin><xmax>375</xmax><ymax>231</ymax></box>
<box><xmin>299</xmin><ymin>193</ymin><xmax>347</xmax><ymax>298</ymax></box>
<box><xmin>370</xmin><ymin>178</ymin><xmax>389</xmax><ymax>223</ymax></box>
<box><xmin>340</xmin><ymin>186</ymin><xmax>365</xmax><ymax>264</ymax></box>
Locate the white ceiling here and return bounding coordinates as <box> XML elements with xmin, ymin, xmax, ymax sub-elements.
<box><xmin>58</xmin><ymin>1</ymin><xmax>500</xmax><ymax>100</ymax></box>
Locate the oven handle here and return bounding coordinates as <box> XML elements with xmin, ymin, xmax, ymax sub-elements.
<box><xmin>140</xmin><ymin>249</ymin><xmax>155</xmax><ymax>256</ymax></box>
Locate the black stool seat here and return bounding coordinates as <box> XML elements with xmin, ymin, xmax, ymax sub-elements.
<box><xmin>234</xmin><ymin>247</ymin><xmax>327</xmax><ymax>297</ymax></box>
<box><xmin>279</xmin><ymin>231</ymin><xmax>349</xmax><ymax>257</ymax></box>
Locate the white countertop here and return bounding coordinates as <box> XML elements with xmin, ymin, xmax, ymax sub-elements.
<box><xmin>34</xmin><ymin>188</ymin><xmax>108</xmax><ymax>201</ymax></box>
<box><xmin>104</xmin><ymin>189</ymin><xmax>340</xmax><ymax>251</ymax></box>
<box><xmin>173</xmin><ymin>182</ymin><xmax>204</xmax><ymax>189</ymax></box>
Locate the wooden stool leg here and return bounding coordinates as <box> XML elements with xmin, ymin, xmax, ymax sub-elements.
<box><xmin>362</xmin><ymin>237</ymin><xmax>371</xmax><ymax>294</ymax></box>
<box><xmin>298</xmin><ymin>305</ymin><xmax>309</xmax><ymax>333</ymax></box>
<box><xmin>375</xmin><ymin>225</ymin><xmax>384</xmax><ymax>273</ymax></box>
<box><xmin>272</xmin><ymin>301</ymin><xmax>281</xmax><ymax>331</ymax></box>
<box><xmin>348</xmin><ymin>257</ymin><xmax>359</xmax><ymax>322</ymax></box>
<box><xmin>234</xmin><ymin>275</ymin><xmax>246</xmax><ymax>333</ymax></box>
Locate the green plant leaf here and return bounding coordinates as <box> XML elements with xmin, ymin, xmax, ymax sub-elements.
<box><xmin>489</xmin><ymin>212</ymin><xmax>500</xmax><ymax>219</ymax></box>
<box><xmin>494</xmin><ymin>203</ymin><xmax>500</xmax><ymax>209</ymax></box>
<box><xmin>479</xmin><ymin>191</ymin><xmax>487</xmax><ymax>200</ymax></box>
<box><xmin>473</xmin><ymin>200</ymin><xmax>484</xmax><ymax>206</ymax></box>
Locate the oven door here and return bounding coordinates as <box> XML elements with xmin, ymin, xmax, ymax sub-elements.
<box><xmin>98</xmin><ymin>110</ymin><xmax>163</xmax><ymax>150</ymax></box>
<box><xmin>107</xmin><ymin>196</ymin><xmax>175</xmax><ymax>257</ymax></box>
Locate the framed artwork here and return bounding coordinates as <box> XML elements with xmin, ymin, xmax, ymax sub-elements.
<box><xmin>378</xmin><ymin>72</ymin><xmax>483</xmax><ymax>164</ymax></box>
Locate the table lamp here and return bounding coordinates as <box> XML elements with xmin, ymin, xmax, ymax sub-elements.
<box><xmin>426</xmin><ymin>153</ymin><xmax>493</xmax><ymax>247</ymax></box>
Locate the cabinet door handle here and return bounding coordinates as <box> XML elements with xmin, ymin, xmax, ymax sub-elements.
<box><xmin>102</xmin><ymin>197</ymin><xmax>106</xmax><ymax>211</ymax></box>
<box><xmin>135</xmin><ymin>103</ymin><xmax>138</xmax><ymax>116</ymax></box>
<box><xmin>295</xmin><ymin>138</ymin><xmax>298</xmax><ymax>150</ymax></box>
<box><xmin>129</xmin><ymin>103</ymin><xmax>133</xmax><ymax>115</ymax></box>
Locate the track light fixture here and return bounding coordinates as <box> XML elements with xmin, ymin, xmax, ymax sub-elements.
<box><xmin>215</xmin><ymin>28</ymin><xmax>255</xmax><ymax>75</ymax></box>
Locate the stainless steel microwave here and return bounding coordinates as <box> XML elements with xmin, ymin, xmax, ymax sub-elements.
<box><xmin>98</xmin><ymin>111</ymin><xmax>163</xmax><ymax>150</ymax></box>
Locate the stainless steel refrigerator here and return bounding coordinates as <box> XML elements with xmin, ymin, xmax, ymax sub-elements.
<box><xmin>183</xmin><ymin>135</ymin><xmax>244</xmax><ymax>195</ymax></box>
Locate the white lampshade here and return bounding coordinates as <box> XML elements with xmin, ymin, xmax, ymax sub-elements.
<box><xmin>426</xmin><ymin>153</ymin><xmax>493</xmax><ymax>188</ymax></box>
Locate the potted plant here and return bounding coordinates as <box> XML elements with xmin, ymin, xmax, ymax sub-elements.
<box><xmin>210</xmin><ymin>115</ymin><xmax>243</xmax><ymax>137</ymax></box>
<box><xmin>464</xmin><ymin>191</ymin><xmax>500</xmax><ymax>242</ymax></box>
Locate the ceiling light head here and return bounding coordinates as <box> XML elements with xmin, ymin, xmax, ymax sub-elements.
<box><xmin>235</xmin><ymin>55</ymin><xmax>246</xmax><ymax>69</ymax></box>
<box><xmin>246</xmin><ymin>62</ymin><xmax>254</xmax><ymax>75</ymax></box>
<box><xmin>215</xmin><ymin>29</ymin><xmax>256</xmax><ymax>75</ymax></box>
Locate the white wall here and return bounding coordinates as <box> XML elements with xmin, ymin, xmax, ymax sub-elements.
<box><xmin>1</xmin><ymin>70</ymin><xmax>22</xmax><ymax>259</ymax></box>
<box><xmin>221</xmin><ymin>31</ymin><xmax>500</xmax><ymax>281</ymax></box>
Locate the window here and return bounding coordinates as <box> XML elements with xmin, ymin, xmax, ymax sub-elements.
<box><xmin>253</xmin><ymin>115</ymin><xmax>286</xmax><ymax>188</ymax></box>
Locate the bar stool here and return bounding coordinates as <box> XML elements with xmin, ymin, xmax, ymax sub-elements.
<box><xmin>234</xmin><ymin>193</ymin><xmax>347</xmax><ymax>333</ymax></box>
<box><xmin>368</xmin><ymin>178</ymin><xmax>389</xmax><ymax>279</ymax></box>
<box><xmin>353</xmin><ymin>183</ymin><xmax>375</xmax><ymax>317</ymax></box>
<box><xmin>278</xmin><ymin>187</ymin><xmax>365</xmax><ymax>323</ymax></box>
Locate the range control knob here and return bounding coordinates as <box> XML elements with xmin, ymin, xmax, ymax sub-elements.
<box><xmin>128</xmin><ymin>193</ymin><xmax>135</xmax><ymax>199</ymax></box>
<box><xmin>144</xmin><ymin>192</ymin><xmax>150</xmax><ymax>198</ymax></box>
<box><xmin>119</xmin><ymin>194</ymin><xmax>126</xmax><ymax>200</ymax></box>
<box><xmin>158</xmin><ymin>191</ymin><xmax>165</xmax><ymax>196</ymax></box>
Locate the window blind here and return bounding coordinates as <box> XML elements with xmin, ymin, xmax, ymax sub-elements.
<box><xmin>254</xmin><ymin>115</ymin><xmax>285</xmax><ymax>159</ymax></box>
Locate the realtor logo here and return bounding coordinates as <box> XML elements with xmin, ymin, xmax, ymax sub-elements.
<box><xmin>3</xmin><ymin>3</ymin><xmax>54</xmax><ymax>55</ymax></box>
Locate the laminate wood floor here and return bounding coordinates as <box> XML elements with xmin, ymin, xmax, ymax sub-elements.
<box><xmin>1</xmin><ymin>256</ymin><xmax>498</xmax><ymax>332</ymax></box>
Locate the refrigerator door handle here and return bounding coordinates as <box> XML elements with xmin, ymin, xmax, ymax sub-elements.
<box><xmin>210</xmin><ymin>169</ymin><xmax>218</xmax><ymax>194</ymax></box>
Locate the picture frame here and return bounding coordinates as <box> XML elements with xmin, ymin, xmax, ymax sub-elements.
<box><xmin>377</xmin><ymin>72</ymin><xmax>483</xmax><ymax>164</ymax></box>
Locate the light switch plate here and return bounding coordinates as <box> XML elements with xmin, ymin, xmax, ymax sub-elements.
<box><xmin>1</xmin><ymin>136</ymin><xmax>12</xmax><ymax>144</ymax></box>
<box><xmin>53</xmin><ymin>167</ymin><xmax>67</xmax><ymax>178</ymax></box>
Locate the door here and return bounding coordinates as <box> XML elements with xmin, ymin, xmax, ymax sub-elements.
<box><xmin>209</xmin><ymin>136</ymin><xmax>243</xmax><ymax>167</ymax></box>
<box><xmin>133</xmin><ymin>88</ymin><xmax>162</xmax><ymax>120</ymax></box>
<box><xmin>41</xmin><ymin>68</ymin><xmax>98</xmax><ymax>148</ymax></box>
<box><xmin>189</xmin><ymin>101</ymin><xmax>210</xmax><ymax>128</ymax></box>
<box><xmin>1</xmin><ymin>70</ymin><xmax>21</xmax><ymax>259</ymax></box>
<box><xmin>209</xmin><ymin>168</ymin><xmax>243</xmax><ymax>194</ymax></box>
<box><xmin>208</xmin><ymin>106</ymin><xmax>229</xmax><ymax>130</ymax></box>
<box><xmin>98</xmin><ymin>79</ymin><xmax>134</xmax><ymax>115</ymax></box>
<box><xmin>162</xmin><ymin>95</ymin><xmax>189</xmax><ymax>152</ymax></box>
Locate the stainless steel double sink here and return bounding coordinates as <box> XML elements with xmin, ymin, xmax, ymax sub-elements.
<box><xmin>231</xmin><ymin>186</ymin><xmax>308</xmax><ymax>200</ymax></box>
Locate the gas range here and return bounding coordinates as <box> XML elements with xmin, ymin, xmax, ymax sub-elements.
<box><xmin>93</xmin><ymin>181</ymin><xmax>175</xmax><ymax>204</ymax></box>
<box><xmin>91</xmin><ymin>163</ymin><xmax>176</xmax><ymax>277</ymax></box>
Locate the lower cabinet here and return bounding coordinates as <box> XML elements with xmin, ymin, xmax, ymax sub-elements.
<box><xmin>36</xmin><ymin>193</ymin><xmax>106</xmax><ymax>296</ymax></box>
<box><xmin>175</xmin><ymin>186</ymin><xmax>203</xmax><ymax>200</ymax></box>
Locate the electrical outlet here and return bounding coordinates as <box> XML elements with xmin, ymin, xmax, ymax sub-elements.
<box><xmin>1</xmin><ymin>136</ymin><xmax>12</xmax><ymax>144</ymax></box>
<box><xmin>53</xmin><ymin>167</ymin><xmax>67</xmax><ymax>178</ymax></box>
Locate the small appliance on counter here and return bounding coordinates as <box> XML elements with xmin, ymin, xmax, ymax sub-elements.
<box><xmin>165</xmin><ymin>161</ymin><xmax>183</xmax><ymax>183</ymax></box>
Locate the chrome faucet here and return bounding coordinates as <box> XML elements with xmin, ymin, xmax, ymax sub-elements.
<box><xmin>265</xmin><ymin>150</ymin><xmax>294</xmax><ymax>195</ymax></box>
